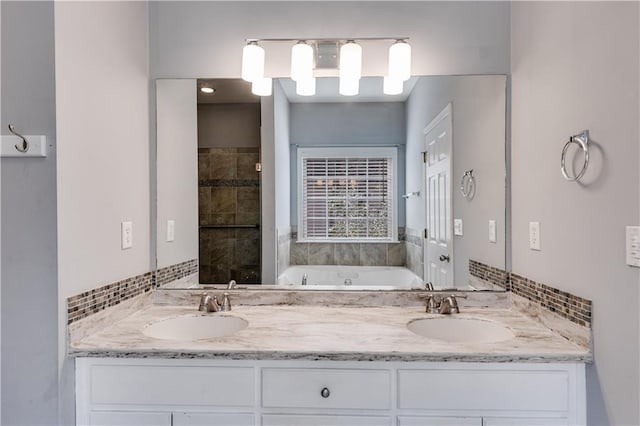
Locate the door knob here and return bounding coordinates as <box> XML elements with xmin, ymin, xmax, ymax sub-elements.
<box><xmin>320</xmin><ymin>387</ymin><xmax>330</xmax><ymax>398</ymax></box>
<box><xmin>439</xmin><ymin>254</ymin><xmax>450</xmax><ymax>262</ymax></box>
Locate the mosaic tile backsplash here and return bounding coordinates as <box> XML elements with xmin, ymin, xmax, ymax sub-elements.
<box><xmin>469</xmin><ymin>259</ymin><xmax>510</xmax><ymax>290</ymax></box>
<box><xmin>67</xmin><ymin>271</ymin><xmax>154</xmax><ymax>324</ymax></box>
<box><xmin>155</xmin><ymin>259</ymin><xmax>198</xmax><ymax>288</ymax></box>
<box><xmin>510</xmin><ymin>273</ymin><xmax>592</xmax><ymax>327</ymax></box>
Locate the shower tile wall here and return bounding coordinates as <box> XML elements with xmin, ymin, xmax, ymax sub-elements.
<box><xmin>198</xmin><ymin>147</ymin><xmax>260</xmax><ymax>284</ymax></box>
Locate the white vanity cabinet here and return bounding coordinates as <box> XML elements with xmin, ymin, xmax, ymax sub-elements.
<box><xmin>75</xmin><ymin>358</ymin><xmax>585</xmax><ymax>426</ymax></box>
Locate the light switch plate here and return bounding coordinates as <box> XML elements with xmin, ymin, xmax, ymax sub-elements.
<box><xmin>121</xmin><ymin>221</ymin><xmax>133</xmax><ymax>250</ymax></box>
<box><xmin>167</xmin><ymin>220</ymin><xmax>175</xmax><ymax>242</ymax></box>
<box><xmin>626</xmin><ymin>226</ymin><xmax>640</xmax><ymax>267</ymax></box>
<box><xmin>489</xmin><ymin>220</ymin><xmax>497</xmax><ymax>243</ymax></box>
<box><xmin>454</xmin><ymin>219</ymin><xmax>463</xmax><ymax>236</ymax></box>
<box><xmin>529</xmin><ymin>221</ymin><xmax>541</xmax><ymax>251</ymax></box>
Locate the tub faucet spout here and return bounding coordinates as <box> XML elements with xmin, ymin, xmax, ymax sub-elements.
<box><xmin>301</xmin><ymin>273</ymin><xmax>308</xmax><ymax>286</ymax></box>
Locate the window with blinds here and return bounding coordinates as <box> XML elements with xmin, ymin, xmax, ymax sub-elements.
<box><xmin>297</xmin><ymin>147</ymin><xmax>397</xmax><ymax>242</ymax></box>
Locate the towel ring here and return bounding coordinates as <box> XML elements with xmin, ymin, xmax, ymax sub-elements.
<box><xmin>561</xmin><ymin>130</ymin><xmax>589</xmax><ymax>182</ymax></box>
<box><xmin>460</xmin><ymin>169</ymin><xmax>475</xmax><ymax>198</ymax></box>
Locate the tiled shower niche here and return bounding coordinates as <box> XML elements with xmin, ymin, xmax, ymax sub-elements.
<box><xmin>198</xmin><ymin>147</ymin><xmax>261</xmax><ymax>284</ymax></box>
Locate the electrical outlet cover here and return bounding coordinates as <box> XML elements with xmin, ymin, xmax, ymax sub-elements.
<box><xmin>454</xmin><ymin>219</ymin><xmax>463</xmax><ymax>236</ymax></box>
<box><xmin>121</xmin><ymin>221</ymin><xmax>133</xmax><ymax>249</ymax></box>
<box><xmin>167</xmin><ymin>220</ymin><xmax>175</xmax><ymax>242</ymax></box>
<box><xmin>529</xmin><ymin>221</ymin><xmax>541</xmax><ymax>251</ymax></box>
<box><xmin>489</xmin><ymin>220</ymin><xmax>497</xmax><ymax>243</ymax></box>
<box><xmin>626</xmin><ymin>226</ymin><xmax>640</xmax><ymax>267</ymax></box>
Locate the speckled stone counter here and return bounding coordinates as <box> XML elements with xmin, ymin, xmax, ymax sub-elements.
<box><xmin>69</xmin><ymin>304</ymin><xmax>591</xmax><ymax>363</ymax></box>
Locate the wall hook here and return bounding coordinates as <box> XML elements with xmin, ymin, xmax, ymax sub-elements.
<box><xmin>8</xmin><ymin>124</ymin><xmax>29</xmax><ymax>153</ymax></box>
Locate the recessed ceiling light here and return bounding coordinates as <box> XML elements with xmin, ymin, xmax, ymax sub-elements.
<box><xmin>200</xmin><ymin>87</ymin><xmax>215</xmax><ymax>94</ymax></box>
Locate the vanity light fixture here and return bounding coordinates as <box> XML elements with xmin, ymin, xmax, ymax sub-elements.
<box><xmin>241</xmin><ymin>37</ymin><xmax>411</xmax><ymax>96</ymax></box>
<box><xmin>252</xmin><ymin>77</ymin><xmax>273</xmax><ymax>97</ymax></box>
<box><xmin>388</xmin><ymin>39</ymin><xmax>411</xmax><ymax>82</ymax></box>
<box><xmin>296</xmin><ymin>77</ymin><xmax>316</xmax><ymax>96</ymax></box>
<box><xmin>383</xmin><ymin>76</ymin><xmax>403</xmax><ymax>95</ymax></box>
<box><xmin>339</xmin><ymin>40</ymin><xmax>362</xmax><ymax>95</ymax></box>
<box><xmin>291</xmin><ymin>41</ymin><xmax>314</xmax><ymax>82</ymax></box>
<box><xmin>241</xmin><ymin>41</ymin><xmax>265</xmax><ymax>83</ymax></box>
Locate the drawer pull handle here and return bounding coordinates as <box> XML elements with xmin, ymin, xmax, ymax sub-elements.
<box><xmin>320</xmin><ymin>387</ymin><xmax>330</xmax><ymax>398</ymax></box>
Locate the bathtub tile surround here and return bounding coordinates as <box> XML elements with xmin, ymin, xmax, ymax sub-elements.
<box><xmin>288</xmin><ymin>227</ymin><xmax>407</xmax><ymax>268</ymax></box>
<box><xmin>199</xmin><ymin>147</ymin><xmax>261</xmax><ymax>284</ymax></box>
<box><xmin>469</xmin><ymin>259</ymin><xmax>510</xmax><ymax>290</ymax></box>
<box><xmin>277</xmin><ymin>227</ymin><xmax>292</xmax><ymax>277</ymax></box>
<box><xmin>405</xmin><ymin>227</ymin><xmax>424</xmax><ymax>279</ymax></box>
<box><xmin>155</xmin><ymin>259</ymin><xmax>198</xmax><ymax>288</ymax></box>
<box><xmin>67</xmin><ymin>271</ymin><xmax>154</xmax><ymax>324</ymax></box>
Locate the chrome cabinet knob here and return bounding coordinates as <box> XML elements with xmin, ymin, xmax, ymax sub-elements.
<box><xmin>320</xmin><ymin>387</ymin><xmax>330</xmax><ymax>398</ymax></box>
<box><xmin>439</xmin><ymin>254</ymin><xmax>451</xmax><ymax>262</ymax></box>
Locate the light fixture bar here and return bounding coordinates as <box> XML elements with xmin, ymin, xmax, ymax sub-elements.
<box><xmin>245</xmin><ymin>37</ymin><xmax>410</xmax><ymax>43</ymax></box>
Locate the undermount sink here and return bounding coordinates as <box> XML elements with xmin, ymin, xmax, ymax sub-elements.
<box><xmin>142</xmin><ymin>315</ymin><xmax>248</xmax><ymax>341</ymax></box>
<box><xmin>407</xmin><ymin>317</ymin><xmax>515</xmax><ymax>343</ymax></box>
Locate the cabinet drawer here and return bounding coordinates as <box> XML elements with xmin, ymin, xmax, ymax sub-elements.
<box><xmin>262</xmin><ymin>368</ymin><xmax>391</xmax><ymax>410</ymax></box>
<box><xmin>398</xmin><ymin>416</ymin><xmax>482</xmax><ymax>426</ymax></box>
<box><xmin>89</xmin><ymin>411</ymin><xmax>171</xmax><ymax>426</ymax></box>
<box><xmin>172</xmin><ymin>412</ymin><xmax>254</xmax><ymax>426</ymax></box>
<box><xmin>263</xmin><ymin>414</ymin><xmax>391</xmax><ymax>426</ymax></box>
<box><xmin>90</xmin><ymin>364</ymin><xmax>254</xmax><ymax>407</ymax></box>
<box><xmin>398</xmin><ymin>369</ymin><xmax>569</xmax><ymax>412</ymax></box>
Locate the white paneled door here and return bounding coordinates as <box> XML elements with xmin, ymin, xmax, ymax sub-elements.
<box><xmin>424</xmin><ymin>104</ymin><xmax>453</xmax><ymax>289</ymax></box>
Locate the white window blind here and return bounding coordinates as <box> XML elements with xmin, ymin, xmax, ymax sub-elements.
<box><xmin>298</xmin><ymin>147</ymin><xmax>397</xmax><ymax>242</ymax></box>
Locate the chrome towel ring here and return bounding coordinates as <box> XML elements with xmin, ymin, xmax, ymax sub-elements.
<box><xmin>460</xmin><ymin>169</ymin><xmax>475</xmax><ymax>198</ymax></box>
<box><xmin>561</xmin><ymin>130</ymin><xmax>589</xmax><ymax>182</ymax></box>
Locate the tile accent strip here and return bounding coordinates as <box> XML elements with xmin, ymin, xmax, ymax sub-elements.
<box><xmin>67</xmin><ymin>271</ymin><xmax>154</xmax><ymax>324</ymax></box>
<box><xmin>67</xmin><ymin>259</ymin><xmax>198</xmax><ymax>324</ymax></box>
<box><xmin>510</xmin><ymin>273</ymin><xmax>592</xmax><ymax>327</ymax></box>
<box><xmin>469</xmin><ymin>259</ymin><xmax>510</xmax><ymax>290</ymax></box>
<box><xmin>155</xmin><ymin>259</ymin><xmax>198</xmax><ymax>288</ymax></box>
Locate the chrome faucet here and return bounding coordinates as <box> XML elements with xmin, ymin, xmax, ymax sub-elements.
<box><xmin>199</xmin><ymin>293</ymin><xmax>221</xmax><ymax>312</ymax></box>
<box><xmin>424</xmin><ymin>294</ymin><xmax>467</xmax><ymax>314</ymax></box>
<box><xmin>301</xmin><ymin>273</ymin><xmax>308</xmax><ymax>286</ymax></box>
<box><xmin>226</xmin><ymin>280</ymin><xmax>237</xmax><ymax>290</ymax></box>
<box><xmin>424</xmin><ymin>282</ymin><xmax>434</xmax><ymax>291</ymax></box>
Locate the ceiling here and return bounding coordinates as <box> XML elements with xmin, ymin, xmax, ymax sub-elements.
<box><xmin>197</xmin><ymin>77</ymin><xmax>419</xmax><ymax>105</ymax></box>
<box><xmin>197</xmin><ymin>79</ymin><xmax>260</xmax><ymax>104</ymax></box>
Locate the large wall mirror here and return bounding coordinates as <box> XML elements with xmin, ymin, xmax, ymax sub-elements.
<box><xmin>155</xmin><ymin>75</ymin><xmax>508</xmax><ymax>291</ymax></box>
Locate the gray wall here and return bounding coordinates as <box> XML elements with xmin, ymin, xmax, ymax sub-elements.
<box><xmin>156</xmin><ymin>79</ymin><xmax>199</xmax><ymax>269</ymax></box>
<box><xmin>198</xmin><ymin>103</ymin><xmax>260</xmax><ymax>148</ymax></box>
<box><xmin>274</xmin><ymin>81</ymin><xmax>291</xmax><ymax>229</ymax></box>
<box><xmin>511</xmin><ymin>2</ymin><xmax>639</xmax><ymax>425</ymax></box>
<box><xmin>54</xmin><ymin>2</ymin><xmax>150</xmax><ymax>423</ymax></box>
<box><xmin>1</xmin><ymin>1</ymin><xmax>59</xmax><ymax>424</ymax></box>
<box><xmin>405</xmin><ymin>76</ymin><xmax>506</xmax><ymax>284</ymax></box>
<box><xmin>289</xmin><ymin>102</ymin><xmax>406</xmax><ymax>227</ymax></box>
<box><xmin>149</xmin><ymin>1</ymin><xmax>510</xmax><ymax>78</ymax></box>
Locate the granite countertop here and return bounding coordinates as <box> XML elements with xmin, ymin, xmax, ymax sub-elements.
<box><xmin>69</xmin><ymin>304</ymin><xmax>591</xmax><ymax>363</ymax></box>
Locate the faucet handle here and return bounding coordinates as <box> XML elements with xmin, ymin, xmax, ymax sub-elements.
<box><xmin>207</xmin><ymin>295</ymin><xmax>221</xmax><ymax>312</ymax></box>
<box><xmin>198</xmin><ymin>293</ymin><xmax>211</xmax><ymax>311</ymax></box>
<box><xmin>220</xmin><ymin>292</ymin><xmax>232</xmax><ymax>311</ymax></box>
<box><xmin>425</xmin><ymin>294</ymin><xmax>440</xmax><ymax>314</ymax></box>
